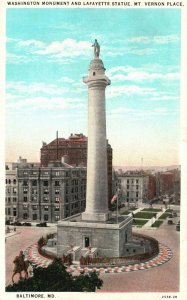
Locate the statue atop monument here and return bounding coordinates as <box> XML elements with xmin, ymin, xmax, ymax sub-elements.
<box><xmin>92</xmin><ymin>39</ymin><xmax>100</xmax><ymax>58</ymax></box>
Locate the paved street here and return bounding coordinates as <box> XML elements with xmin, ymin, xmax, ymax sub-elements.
<box><xmin>5</xmin><ymin>218</ymin><xmax>179</xmax><ymax>292</ymax></box>
<box><xmin>5</xmin><ymin>225</ymin><xmax>56</xmax><ymax>286</ymax></box>
<box><xmin>99</xmin><ymin>220</ymin><xmax>180</xmax><ymax>292</ymax></box>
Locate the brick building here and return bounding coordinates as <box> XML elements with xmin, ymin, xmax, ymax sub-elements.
<box><xmin>147</xmin><ymin>174</ymin><xmax>157</xmax><ymax>200</ymax></box>
<box><xmin>40</xmin><ymin>133</ymin><xmax>113</xmax><ymax>207</ymax></box>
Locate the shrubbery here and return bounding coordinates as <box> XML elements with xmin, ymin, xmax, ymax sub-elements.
<box><xmin>6</xmin><ymin>258</ymin><xmax>103</xmax><ymax>292</ymax></box>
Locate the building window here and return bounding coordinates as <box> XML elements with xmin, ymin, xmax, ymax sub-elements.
<box><xmin>55</xmin><ymin>172</ymin><xmax>60</xmax><ymax>176</ymax></box>
<box><xmin>32</xmin><ymin>214</ymin><xmax>37</xmax><ymax>220</ymax></box>
<box><xmin>44</xmin><ymin>189</ymin><xmax>49</xmax><ymax>194</ymax></box>
<box><xmin>43</xmin><ymin>197</ymin><xmax>49</xmax><ymax>202</ymax></box>
<box><xmin>55</xmin><ymin>181</ymin><xmax>60</xmax><ymax>187</ymax></box>
<box><xmin>8</xmin><ymin>179</ymin><xmax>11</xmax><ymax>184</ymax></box>
<box><xmin>132</xmin><ymin>180</ymin><xmax>134</xmax><ymax>184</ymax></box>
<box><xmin>23</xmin><ymin>181</ymin><xmax>28</xmax><ymax>186</ymax></box>
<box><xmin>13</xmin><ymin>179</ymin><xmax>16</xmax><ymax>185</ymax></box>
<box><xmin>136</xmin><ymin>185</ymin><xmax>139</xmax><ymax>190</ymax></box>
<box><xmin>127</xmin><ymin>192</ymin><xmax>129</xmax><ymax>197</ymax></box>
<box><xmin>43</xmin><ymin>181</ymin><xmax>48</xmax><ymax>187</ymax></box>
<box><xmin>136</xmin><ymin>179</ymin><xmax>139</xmax><ymax>183</ymax></box>
<box><xmin>55</xmin><ymin>215</ymin><xmax>60</xmax><ymax>221</ymax></box>
<box><xmin>55</xmin><ymin>197</ymin><xmax>60</xmax><ymax>203</ymax></box>
<box><xmin>23</xmin><ymin>213</ymin><xmax>28</xmax><ymax>219</ymax></box>
<box><xmin>127</xmin><ymin>179</ymin><xmax>129</xmax><ymax>184</ymax></box>
<box><xmin>44</xmin><ymin>214</ymin><xmax>48</xmax><ymax>221</ymax></box>
<box><xmin>127</xmin><ymin>185</ymin><xmax>129</xmax><ymax>190</ymax></box>
<box><xmin>136</xmin><ymin>192</ymin><xmax>139</xmax><ymax>197</ymax></box>
<box><xmin>44</xmin><ymin>206</ymin><xmax>49</xmax><ymax>211</ymax></box>
<box><xmin>23</xmin><ymin>172</ymin><xmax>28</xmax><ymax>175</ymax></box>
<box><xmin>6</xmin><ymin>179</ymin><xmax>7</xmax><ymax>184</ymax></box>
<box><xmin>55</xmin><ymin>189</ymin><xmax>60</xmax><ymax>195</ymax></box>
<box><xmin>54</xmin><ymin>206</ymin><xmax>60</xmax><ymax>211</ymax></box>
<box><xmin>13</xmin><ymin>187</ymin><xmax>17</xmax><ymax>194</ymax></box>
<box><xmin>23</xmin><ymin>205</ymin><xmax>28</xmax><ymax>210</ymax></box>
<box><xmin>32</xmin><ymin>180</ymin><xmax>37</xmax><ymax>186</ymax></box>
<box><xmin>32</xmin><ymin>205</ymin><xmax>38</xmax><ymax>210</ymax></box>
<box><xmin>23</xmin><ymin>188</ymin><xmax>28</xmax><ymax>194</ymax></box>
<box><xmin>32</xmin><ymin>189</ymin><xmax>37</xmax><ymax>195</ymax></box>
<box><xmin>23</xmin><ymin>197</ymin><xmax>28</xmax><ymax>202</ymax></box>
<box><xmin>13</xmin><ymin>197</ymin><xmax>17</xmax><ymax>202</ymax></box>
<box><xmin>8</xmin><ymin>208</ymin><xmax>11</xmax><ymax>215</ymax></box>
<box><xmin>44</xmin><ymin>172</ymin><xmax>49</xmax><ymax>175</ymax></box>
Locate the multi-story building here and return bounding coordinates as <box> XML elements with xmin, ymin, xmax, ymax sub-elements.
<box><xmin>118</xmin><ymin>171</ymin><xmax>148</xmax><ymax>206</ymax></box>
<box><xmin>5</xmin><ymin>158</ymin><xmax>86</xmax><ymax>223</ymax></box>
<box><xmin>156</xmin><ymin>169</ymin><xmax>180</xmax><ymax>203</ymax></box>
<box><xmin>40</xmin><ymin>133</ymin><xmax>113</xmax><ymax>207</ymax></box>
<box><xmin>117</xmin><ymin>171</ymin><xmax>157</xmax><ymax>206</ymax></box>
<box><xmin>5</xmin><ymin>167</ymin><xmax>18</xmax><ymax>222</ymax></box>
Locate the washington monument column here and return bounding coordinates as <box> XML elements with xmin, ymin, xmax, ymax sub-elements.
<box><xmin>82</xmin><ymin>40</ymin><xmax>111</xmax><ymax>222</ymax></box>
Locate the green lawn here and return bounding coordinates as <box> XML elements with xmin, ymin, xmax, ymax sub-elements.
<box><xmin>165</xmin><ymin>209</ymin><xmax>173</xmax><ymax>212</ymax></box>
<box><xmin>142</xmin><ymin>208</ymin><xmax>162</xmax><ymax>212</ymax></box>
<box><xmin>151</xmin><ymin>220</ymin><xmax>163</xmax><ymax>228</ymax></box>
<box><xmin>158</xmin><ymin>213</ymin><xmax>170</xmax><ymax>220</ymax></box>
<box><xmin>134</xmin><ymin>212</ymin><xmax>156</xmax><ymax>219</ymax></box>
<box><xmin>133</xmin><ymin>219</ymin><xmax>148</xmax><ymax>226</ymax></box>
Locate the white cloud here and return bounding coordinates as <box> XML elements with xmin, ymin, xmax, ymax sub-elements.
<box><xmin>6</xmin><ymin>96</ymin><xmax>85</xmax><ymax>111</ymax></box>
<box><xmin>129</xmin><ymin>35</ymin><xmax>179</xmax><ymax>45</ymax></box>
<box><xmin>6</xmin><ymin>53</ymin><xmax>29</xmax><ymax>64</ymax></box>
<box><xmin>7</xmin><ymin>81</ymin><xmax>70</xmax><ymax>96</ymax></box>
<box><xmin>17</xmin><ymin>39</ymin><xmax>45</xmax><ymax>48</ymax></box>
<box><xmin>58</xmin><ymin>76</ymin><xmax>74</xmax><ymax>83</ymax></box>
<box><xmin>107</xmin><ymin>66</ymin><xmax>180</xmax><ymax>82</ymax></box>
<box><xmin>149</xmin><ymin>95</ymin><xmax>179</xmax><ymax>101</ymax></box>
<box><xmin>107</xmin><ymin>85</ymin><xmax>157</xmax><ymax>98</ymax></box>
<box><xmin>110</xmin><ymin>107</ymin><xmax>134</xmax><ymax>114</ymax></box>
<box><xmin>33</xmin><ymin>38</ymin><xmax>91</xmax><ymax>58</ymax></box>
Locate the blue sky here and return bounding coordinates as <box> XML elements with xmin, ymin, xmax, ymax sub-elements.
<box><xmin>6</xmin><ymin>8</ymin><xmax>181</xmax><ymax>166</ymax></box>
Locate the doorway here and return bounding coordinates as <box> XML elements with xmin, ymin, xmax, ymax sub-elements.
<box><xmin>84</xmin><ymin>236</ymin><xmax>90</xmax><ymax>247</ymax></box>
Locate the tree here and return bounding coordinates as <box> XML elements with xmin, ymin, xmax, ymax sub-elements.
<box><xmin>6</xmin><ymin>258</ymin><xmax>103</xmax><ymax>292</ymax></box>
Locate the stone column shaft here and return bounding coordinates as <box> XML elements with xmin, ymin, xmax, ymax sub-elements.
<box><xmin>82</xmin><ymin>58</ymin><xmax>111</xmax><ymax>222</ymax></box>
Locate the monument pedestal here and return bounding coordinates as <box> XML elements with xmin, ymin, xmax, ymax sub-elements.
<box><xmin>82</xmin><ymin>211</ymin><xmax>111</xmax><ymax>222</ymax></box>
<box><xmin>57</xmin><ymin>214</ymin><xmax>133</xmax><ymax>258</ymax></box>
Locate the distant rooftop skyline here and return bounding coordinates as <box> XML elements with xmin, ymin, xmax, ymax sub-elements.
<box><xmin>6</xmin><ymin>8</ymin><xmax>180</xmax><ymax>166</ymax></box>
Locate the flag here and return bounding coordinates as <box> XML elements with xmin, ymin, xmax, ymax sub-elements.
<box><xmin>111</xmin><ymin>194</ymin><xmax>117</xmax><ymax>203</ymax></box>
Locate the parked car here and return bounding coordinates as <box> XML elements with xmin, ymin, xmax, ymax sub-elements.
<box><xmin>168</xmin><ymin>219</ymin><xmax>173</xmax><ymax>225</ymax></box>
<box><xmin>12</xmin><ymin>221</ymin><xmax>22</xmax><ymax>226</ymax></box>
<box><xmin>176</xmin><ymin>221</ymin><xmax>180</xmax><ymax>231</ymax></box>
<box><xmin>36</xmin><ymin>222</ymin><xmax>47</xmax><ymax>227</ymax></box>
<box><xmin>22</xmin><ymin>222</ymin><xmax>32</xmax><ymax>226</ymax></box>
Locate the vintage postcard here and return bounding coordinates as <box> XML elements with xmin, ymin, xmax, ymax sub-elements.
<box><xmin>0</xmin><ymin>1</ymin><xmax>187</xmax><ymax>300</ymax></box>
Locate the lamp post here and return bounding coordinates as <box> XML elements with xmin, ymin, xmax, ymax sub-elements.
<box><xmin>116</xmin><ymin>189</ymin><xmax>120</xmax><ymax>224</ymax></box>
